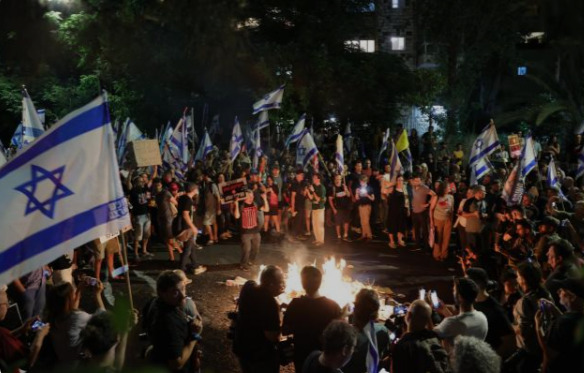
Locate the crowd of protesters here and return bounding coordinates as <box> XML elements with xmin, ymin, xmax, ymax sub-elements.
<box><xmin>2</xmin><ymin>124</ymin><xmax>584</xmax><ymax>373</ymax></box>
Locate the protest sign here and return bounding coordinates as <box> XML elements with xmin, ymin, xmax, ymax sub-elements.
<box><xmin>128</xmin><ymin>140</ymin><xmax>162</xmax><ymax>167</ymax></box>
<box><xmin>218</xmin><ymin>178</ymin><xmax>247</xmax><ymax>204</ymax></box>
<box><xmin>508</xmin><ymin>135</ymin><xmax>521</xmax><ymax>158</ymax></box>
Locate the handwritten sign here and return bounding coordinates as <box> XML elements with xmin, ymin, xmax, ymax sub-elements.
<box><xmin>218</xmin><ymin>178</ymin><xmax>247</xmax><ymax>204</ymax></box>
<box><xmin>128</xmin><ymin>140</ymin><xmax>162</xmax><ymax>167</ymax></box>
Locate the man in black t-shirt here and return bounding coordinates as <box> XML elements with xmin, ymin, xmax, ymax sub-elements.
<box><xmin>233</xmin><ymin>189</ymin><xmax>269</xmax><ymax>271</ymax></box>
<box><xmin>148</xmin><ymin>271</ymin><xmax>202</xmax><ymax>373</ymax></box>
<box><xmin>235</xmin><ymin>265</ymin><xmax>286</xmax><ymax>373</ymax></box>
<box><xmin>466</xmin><ymin>267</ymin><xmax>515</xmax><ymax>357</ymax></box>
<box><xmin>290</xmin><ymin>169</ymin><xmax>309</xmax><ymax>239</ymax></box>
<box><xmin>328</xmin><ymin>175</ymin><xmax>352</xmax><ymax>241</ymax></box>
<box><xmin>130</xmin><ymin>175</ymin><xmax>153</xmax><ymax>259</ymax></box>
<box><xmin>283</xmin><ymin>266</ymin><xmax>342</xmax><ymax>372</ymax></box>
<box><xmin>177</xmin><ymin>182</ymin><xmax>206</xmax><ymax>276</ymax></box>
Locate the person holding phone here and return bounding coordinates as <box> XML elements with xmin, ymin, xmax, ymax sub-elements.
<box><xmin>308</xmin><ymin>174</ymin><xmax>327</xmax><ymax>246</ymax></box>
<box><xmin>391</xmin><ymin>299</ymin><xmax>449</xmax><ymax>373</ymax></box>
<box><xmin>352</xmin><ymin>175</ymin><xmax>375</xmax><ymax>241</ymax></box>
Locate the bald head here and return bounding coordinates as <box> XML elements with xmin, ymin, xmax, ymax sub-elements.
<box><xmin>406</xmin><ymin>299</ymin><xmax>432</xmax><ymax>331</ymax></box>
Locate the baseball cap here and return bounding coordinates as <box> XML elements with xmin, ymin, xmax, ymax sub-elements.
<box><xmin>551</xmin><ymin>277</ymin><xmax>584</xmax><ymax>299</ymax></box>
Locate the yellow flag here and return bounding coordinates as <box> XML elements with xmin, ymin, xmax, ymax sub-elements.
<box><xmin>395</xmin><ymin>129</ymin><xmax>409</xmax><ymax>153</ymax></box>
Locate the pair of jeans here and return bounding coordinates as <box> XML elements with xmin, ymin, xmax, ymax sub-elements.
<box><xmin>179</xmin><ymin>230</ymin><xmax>199</xmax><ymax>271</ymax></box>
<box><xmin>412</xmin><ymin>210</ymin><xmax>430</xmax><ymax>249</ymax></box>
<box><xmin>241</xmin><ymin>232</ymin><xmax>261</xmax><ymax>265</ymax></box>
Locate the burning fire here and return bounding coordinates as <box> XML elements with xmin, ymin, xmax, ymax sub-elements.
<box><xmin>257</xmin><ymin>257</ymin><xmax>367</xmax><ymax>307</ymax></box>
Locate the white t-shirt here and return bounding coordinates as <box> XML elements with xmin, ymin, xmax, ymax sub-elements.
<box><xmin>433</xmin><ymin>310</ymin><xmax>488</xmax><ymax>342</ymax></box>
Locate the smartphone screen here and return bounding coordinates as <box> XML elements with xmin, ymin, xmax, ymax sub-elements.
<box><xmin>31</xmin><ymin>320</ymin><xmax>45</xmax><ymax>331</ymax></box>
<box><xmin>430</xmin><ymin>291</ymin><xmax>439</xmax><ymax>308</ymax></box>
<box><xmin>419</xmin><ymin>289</ymin><xmax>426</xmax><ymax>301</ymax></box>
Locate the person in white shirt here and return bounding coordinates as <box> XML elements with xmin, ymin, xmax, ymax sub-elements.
<box><xmin>434</xmin><ymin>277</ymin><xmax>488</xmax><ymax>352</ymax></box>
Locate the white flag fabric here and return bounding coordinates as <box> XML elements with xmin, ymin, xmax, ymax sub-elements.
<box><xmin>378</xmin><ymin>128</ymin><xmax>390</xmax><ymax>163</ymax></box>
<box><xmin>20</xmin><ymin>89</ymin><xmax>45</xmax><ymax>148</ymax></box>
<box><xmin>0</xmin><ymin>140</ymin><xmax>6</xmax><ymax>167</ymax></box>
<box><xmin>252</xmin><ymin>127</ymin><xmax>262</xmax><ymax>169</ymax></box>
<box><xmin>502</xmin><ymin>164</ymin><xmax>524</xmax><ymax>206</ymax></box>
<box><xmin>469</xmin><ymin>122</ymin><xmax>500</xmax><ymax>166</ymax></box>
<box><xmin>344</xmin><ymin>122</ymin><xmax>353</xmax><ymax>152</ymax></box>
<box><xmin>0</xmin><ymin>94</ymin><xmax>130</xmax><ymax>285</ymax></box>
<box><xmin>519</xmin><ymin>132</ymin><xmax>537</xmax><ymax>180</ymax></box>
<box><xmin>255</xmin><ymin>111</ymin><xmax>270</xmax><ymax>131</ymax></box>
<box><xmin>194</xmin><ymin>131</ymin><xmax>213</xmax><ymax>161</ymax></box>
<box><xmin>335</xmin><ymin>134</ymin><xmax>344</xmax><ymax>174</ymax></box>
<box><xmin>285</xmin><ymin>113</ymin><xmax>306</xmax><ymax>147</ymax></box>
<box><xmin>470</xmin><ymin>157</ymin><xmax>493</xmax><ymax>186</ymax></box>
<box><xmin>388</xmin><ymin>140</ymin><xmax>403</xmax><ymax>183</ymax></box>
<box><xmin>547</xmin><ymin>157</ymin><xmax>567</xmax><ymax>200</ymax></box>
<box><xmin>169</xmin><ymin>118</ymin><xmax>190</xmax><ymax>164</ymax></box>
<box><xmin>252</xmin><ymin>84</ymin><xmax>285</xmax><ymax>115</ymax></box>
<box><xmin>230</xmin><ymin>117</ymin><xmax>244</xmax><ymax>162</ymax></box>
<box><xmin>296</xmin><ymin>130</ymin><xmax>319</xmax><ymax>168</ymax></box>
<box><xmin>117</xmin><ymin>119</ymin><xmax>145</xmax><ymax>164</ymax></box>
<box><xmin>364</xmin><ymin>320</ymin><xmax>379</xmax><ymax>373</ymax></box>
<box><xmin>577</xmin><ymin>146</ymin><xmax>584</xmax><ymax>180</ymax></box>
<box><xmin>208</xmin><ymin>114</ymin><xmax>220</xmax><ymax>138</ymax></box>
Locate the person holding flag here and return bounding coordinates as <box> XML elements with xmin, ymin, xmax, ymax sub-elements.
<box><xmin>230</xmin><ymin>117</ymin><xmax>244</xmax><ymax>162</ymax></box>
<box><xmin>468</xmin><ymin>120</ymin><xmax>500</xmax><ymax>185</ymax></box>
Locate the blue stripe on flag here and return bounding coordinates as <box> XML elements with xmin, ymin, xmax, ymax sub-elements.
<box><xmin>0</xmin><ymin>196</ymin><xmax>128</xmax><ymax>273</ymax></box>
<box><xmin>469</xmin><ymin>140</ymin><xmax>500</xmax><ymax>165</ymax></box>
<box><xmin>0</xmin><ymin>103</ymin><xmax>108</xmax><ymax>179</ymax></box>
<box><xmin>522</xmin><ymin>160</ymin><xmax>536</xmax><ymax>177</ymax></box>
<box><xmin>253</xmin><ymin>102</ymin><xmax>282</xmax><ymax>114</ymax></box>
<box><xmin>303</xmin><ymin>148</ymin><xmax>318</xmax><ymax>167</ymax></box>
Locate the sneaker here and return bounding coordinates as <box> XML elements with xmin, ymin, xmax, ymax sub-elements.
<box><xmin>195</xmin><ymin>244</ymin><xmax>204</xmax><ymax>250</ymax></box>
<box><xmin>388</xmin><ymin>242</ymin><xmax>397</xmax><ymax>249</ymax></box>
<box><xmin>398</xmin><ymin>240</ymin><xmax>406</xmax><ymax>247</ymax></box>
<box><xmin>206</xmin><ymin>240</ymin><xmax>214</xmax><ymax>246</ymax></box>
<box><xmin>193</xmin><ymin>266</ymin><xmax>207</xmax><ymax>275</ymax></box>
<box><xmin>304</xmin><ymin>232</ymin><xmax>312</xmax><ymax>236</ymax></box>
<box><xmin>314</xmin><ymin>241</ymin><xmax>324</xmax><ymax>247</ymax></box>
<box><xmin>142</xmin><ymin>252</ymin><xmax>154</xmax><ymax>257</ymax></box>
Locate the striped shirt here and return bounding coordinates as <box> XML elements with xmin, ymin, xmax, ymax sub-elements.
<box><xmin>240</xmin><ymin>202</ymin><xmax>260</xmax><ymax>234</ymax></box>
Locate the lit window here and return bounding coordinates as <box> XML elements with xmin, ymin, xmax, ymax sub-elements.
<box><xmin>390</xmin><ymin>37</ymin><xmax>405</xmax><ymax>51</ymax></box>
<box><xmin>517</xmin><ymin>66</ymin><xmax>527</xmax><ymax>76</ymax></box>
<box><xmin>345</xmin><ymin>40</ymin><xmax>375</xmax><ymax>53</ymax></box>
<box><xmin>392</xmin><ymin>0</ymin><xmax>399</xmax><ymax>8</ymax></box>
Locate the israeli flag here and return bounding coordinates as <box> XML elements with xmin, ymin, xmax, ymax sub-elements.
<box><xmin>194</xmin><ymin>130</ymin><xmax>213</xmax><ymax>161</ymax></box>
<box><xmin>470</xmin><ymin>156</ymin><xmax>494</xmax><ymax>186</ymax></box>
<box><xmin>230</xmin><ymin>117</ymin><xmax>244</xmax><ymax>162</ymax></box>
<box><xmin>162</xmin><ymin>143</ymin><xmax>186</xmax><ymax>180</ymax></box>
<box><xmin>0</xmin><ymin>140</ymin><xmax>7</xmax><ymax>167</ymax></box>
<box><xmin>169</xmin><ymin>118</ymin><xmax>190</xmax><ymax>165</ymax></box>
<box><xmin>378</xmin><ymin>128</ymin><xmax>390</xmax><ymax>163</ymax></box>
<box><xmin>577</xmin><ymin>145</ymin><xmax>584</xmax><ymax>180</ymax></box>
<box><xmin>519</xmin><ymin>132</ymin><xmax>537</xmax><ymax>180</ymax></box>
<box><xmin>363</xmin><ymin>321</ymin><xmax>379</xmax><ymax>373</ymax></box>
<box><xmin>0</xmin><ymin>94</ymin><xmax>130</xmax><ymax>285</ymax></box>
<box><xmin>335</xmin><ymin>134</ymin><xmax>344</xmax><ymax>175</ymax></box>
<box><xmin>502</xmin><ymin>164</ymin><xmax>524</xmax><ymax>206</ymax></box>
<box><xmin>296</xmin><ymin>130</ymin><xmax>319</xmax><ymax>168</ymax></box>
<box><xmin>252</xmin><ymin>127</ymin><xmax>262</xmax><ymax>169</ymax></box>
<box><xmin>255</xmin><ymin>111</ymin><xmax>270</xmax><ymax>132</ymax></box>
<box><xmin>344</xmin><ymin>122</ymin><xmax>353</xmax><ymax>153</ymax></box>
<box><xmin>285</xmin><ymin>113</ymin><xmax>306</xmax><ymax>147</ymax></box>
<box><xmin>252</xmin><ymin>84</ymin><xmax>285</xmax><ymax>115</ymax></box>
<box><xmin>159</xmin><ymin>121</ymin><xmax>172</xmax><ymax>153</ymax></box>
<box><xmin>547</xmin><ymin>157</ymin><xmax>567</xmax><ymax>199</ymax></box>
<box><xmin>388</xmin><ymin>140</ymin><xmax>403</xmax><ymax>183</ymax></box>
<box><xmin>469</xmin><ymin>121</ymin><xmax>500</xmax><ymax>166</ymax></box>
<box><xmin>21</xmin><ymin>89</ymin><xmax>45</xmax><ymax>147</ymax></box>
<box><xmin>208</xmin><ymin>114</ymin><xmax>220</xmax><ymax>138</ymax></box>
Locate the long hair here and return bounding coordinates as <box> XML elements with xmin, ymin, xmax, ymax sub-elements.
<box><xmin>46</xmin><ymin>282</ymin><xmax>75</xmax><ymax>325</ymax></box>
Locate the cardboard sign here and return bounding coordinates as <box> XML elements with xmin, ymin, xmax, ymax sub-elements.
<box><xmin>508</xmin><ymin>135</ymin><xmax>522</xmax><ymax>158</ymax></box>
<box><xmin>218</xmin><ymin>178</ymin><xmax>247</xmax><ymax>204</ymax></box>
<box><xmin>128</xmin><ymin>140</ymin><xmax>162</xmax><ymax>167</ymax></box>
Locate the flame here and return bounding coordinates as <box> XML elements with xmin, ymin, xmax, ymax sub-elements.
<box><xmin>257</xmin><ymin>257</ymin><xmax>366</xmax><ymax>307</ymax></box>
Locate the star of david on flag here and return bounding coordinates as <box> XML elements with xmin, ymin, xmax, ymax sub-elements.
<box><xmin>469</xmin><ymin>121</ymin><xmax>500</xmax><ymax>166</ymax></box>
<box><xmin>0</xmin><ymin>93</ymin><xmax>130</xmax><ymax>285</ymax></box>
<box><xmin>14</xmin><ymin>165</ymin><xmax>74</xmax><ymax>219</ymax></box>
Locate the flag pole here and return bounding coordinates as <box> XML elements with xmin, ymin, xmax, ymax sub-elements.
<box><xmin>119</xmin><ymin>229</ymin><xmax>134</xmax><ymax>310</ymax></box>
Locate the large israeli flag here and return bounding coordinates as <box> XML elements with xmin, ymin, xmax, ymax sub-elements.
<box><xmin>364</xmin><ymin>320</ymin><xmax>379</xmax><ymax>373</ymax></box>
<box><xmin>0</xmin><ymin>94</ymin><xmax>130</xmax><ymax>285</ymax></box>
<box><xmin>335</xmin><ymin>134</ymin><xmax>344</xmax><ymax>175</ymax></box>
<box><xmin>230</xmin><ymin>117</ymin><xmax>244</xmax><ymax>162</ymax></box>
<box><xmin>194</xmin><ymin>130</ymin><xmax>213</xmax><ymax>162</ymax></box>
<box><xmin>21</xmin><ymin>89</ymin><xmax>45</xmax><ymax>147</ymax></box>
<box><xmin>378</xmin><ymin>128</ymin><xmax>390</xmax><ymax>163</ymax></box>
<box><xmin>470</xmin><ymin>156</ymin><xmax>493</xmax><ymax>186</ymax></box>
<box><xmin>252</xmin><ymin>84</ymin><xmax>285</xmax><ymax>115</ymax></box>
<box><xmin>285</xmin><ymin>113</ymin><xmax>306</xmax><ymax>147</ymax></box>
<box><xmin>296</xmin><ymin>130</ymin><xmax>319</xmax><ymax>168</ymax></box>
<box><xmin>255</xmin><ymin>111</ymin><xmax>270</xmax><ymax>131</ymax></box>
<box><xmin>519</xmin><ymin>132</ymin><xmax>537</xmax><ymax>179</ymax></box>
<box><xmin>388</xmin><ymin>140</ymin><xmax>403</xmax><ymax>183</ymax></box>
<box><xmin>469</xmin><ymin>121</ymin><xmax>500</xmax><ymax>166</ymax></box>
